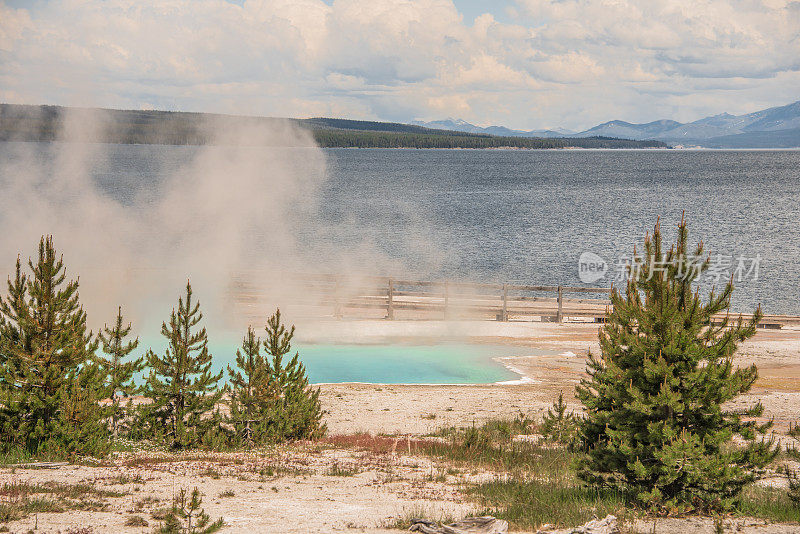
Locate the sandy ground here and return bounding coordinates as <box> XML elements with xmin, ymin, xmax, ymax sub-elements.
<box><xmin>316</xmin><ymin>320</ymin><xmax>800</xmax><ymax>435</ymax></box>
<box><xmin>0</xmin><ymin>445</ymin><xmax>479</xmax><ymax>533</ymax></box>
<box><xmin>2</xmin><ymin>319</ymin><xmax>799</xmax><ymax>533</ymax></box>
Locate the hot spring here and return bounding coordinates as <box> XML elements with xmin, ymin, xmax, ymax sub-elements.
<box><xmin>140</xmin><ymin>335</ymin><xmax>547</xmax><ymax>385</ymax></box>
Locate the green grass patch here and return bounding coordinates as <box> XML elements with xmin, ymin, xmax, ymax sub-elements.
<box><xmin>103</xmin><ymin>473</ymin><xmax>146</xmax><ymax>486</ymax></box>
<box><xmin>125</xmin><ymin>515</ymin><xmax>149</xmax><ymax>527</ymax></box>
<box><xmin>0</xmin><ymin>446</ymin><xmax>69</xmax><ymax>466</ymax></box>
<box><xmin>424</xmin><ymin>429</ymin><xmax>555</xmax><ymax>473</ymax></box>
<box><xmin>325</xmin><ymin>462</ymin><xmax>360</xmax><ymax>477</ymax></box>
<box><xmin>328</xmin><ymin>418</ymin><xmax>800</xmax><ymax>528</ymax></box>
<box><xmin>0</xmin><ymin>481</ymin><xmax>126</xmax><ymax>523</ymax></box>
<box><xmin>471</xmin><ymin>478</ymin><xmax>628</xmax><ymax>530</ymax></box>
<box><xmin>384</xmin><ymin>504</ymin><xmax>457</xmax><ymax>530</ymax></box>
<box><xmin>0</xmin><ymin>481</ymin><xmax>125</xmax><ymax>500</ymax></box>
<box><xmin>0</xmin><ymin>496</ymin><xmax>66</xmax><ymax>522</ymax></box>
<box><xmin>433</xmin><ymin>413</ymin><xmax>536</xmax><ymax>440</ymax></box>
<box><xmin>461</xmin><ymin>439</ymin><xmax>629</xmax><ymax>530</ymax></box>
<box><xmin>739</xmin><ymin>485</ymin><xmax>800</xmax><ymax>523</ymax></box>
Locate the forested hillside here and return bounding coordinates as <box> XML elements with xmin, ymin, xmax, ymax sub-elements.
<box><xmin>0</xmin><ymin>104</ymin><xmax>667</xmax><ymax>149</ymax></box>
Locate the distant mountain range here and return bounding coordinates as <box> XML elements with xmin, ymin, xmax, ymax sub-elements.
<box><xmin>0</xmin><ymin>104</ymin><xmax>666</xmax><ymax>150</ymax></box>
<box><xmin>411</xmin><ymin>118</ymin><xmax>575</xmax><ymax>139</ymax></box>
<box><xmin>414</xmin><ymin>100</ymin><xmax>800</xmax><ymax>148</ymax></box>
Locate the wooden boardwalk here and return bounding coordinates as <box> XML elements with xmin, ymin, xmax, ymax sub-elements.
<box><xmin>230</xmin><ymin>274</ymin><xmax>800</xmax><ymax>329</ymax></box>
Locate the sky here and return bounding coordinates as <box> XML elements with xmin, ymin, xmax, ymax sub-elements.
<box><xmin>0</xmin><ymin>0</ymin><xmax>798</xmax><ymax>130</ymax></box>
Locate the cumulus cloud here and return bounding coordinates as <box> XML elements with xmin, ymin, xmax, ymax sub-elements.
<box><xmin>0</xmin><ymin>0</ymin><xmax>798</xmax><ymax>129</ymax></box>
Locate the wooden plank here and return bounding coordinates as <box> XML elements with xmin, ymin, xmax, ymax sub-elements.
<box><xmin>8</xmin><ymin>462</ymin><xmax>69</xmax><ymax>469</ymax></box>
<box><xmin>507</xmin><ymin>284</ymin><xmax>560</xmax><ymax>292</ymax></box>
<box><xmin>561</xmin><ymin>287</ymin><xmax>613</xmax><ymax>294</ymax></box>
<box><xmin>557</xmin><ymin>286</ymin><xmax>563</xmax><ymax>323</ymax></box>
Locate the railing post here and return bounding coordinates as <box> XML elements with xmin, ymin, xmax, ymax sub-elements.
<box><xmin>557</xmin><ymin>285</ymin><xmax>563</xmax><ymax>323</ymax></box>
<box><xmin>387</xmin><ymin>278</ymin><xmax>394</xmax><ymax>320</ymax></box>
<box><xmin>501</xmin><ymin>283</ymin><xmax>508</xmax><ymax>321</ymax></box>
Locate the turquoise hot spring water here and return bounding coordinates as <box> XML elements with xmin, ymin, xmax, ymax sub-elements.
<box><xmin>139</xmin><ymin>335</ymin><xmax>547</xmax><ymax>385</ymax></box>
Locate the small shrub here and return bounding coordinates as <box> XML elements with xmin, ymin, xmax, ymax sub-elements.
<box><xmin>784</xmin><ymin>431</ymin><xmax>800</xmax><ymax>507</ymax></box>
<box><xmin>200</xmin><ymin>467</ymin><xmax>221</xmax><ymax>480</ymax></box>
<box><xmin>461</xmin><ymin>425</ymin><xmax>494</xmax><ymax>452</ymax></box>
<box><xmin>151</xmin><ymin>506</ymin><xmax>172</xmax><ymax>521</ymax></box>
<box><xmin>385</xmin><ymin>505</ymin><xmax>456</xmax><ymax>530</ymax></box>
<box><xmin>326</xmin><ymin>463</ymin><xmax>359</xmax><ymax>477</ymax></box>
<box><xmin>540</xmin><ymin>391</ymin><xmax>579</xmax><ymax>448</ymax></box>
<box><xmin>125</xmin><ymin>515</ymin><xmax>148</xmax><ymax>527</ymax></box>
<box><xmin>788</xmin><ymin>422</ymin><xmax>800</xmax><ymax>439</ymax></box>
<box><xmin>156</xmin><ymin>487</ymin><xmax>223</xmax><ymax>534</ymax></box>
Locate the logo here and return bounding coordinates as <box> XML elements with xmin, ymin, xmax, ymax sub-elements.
<box><xmin>578</xmin><ymin>252</ymin><xmax>608</xmax><ymax>283</ymax></box>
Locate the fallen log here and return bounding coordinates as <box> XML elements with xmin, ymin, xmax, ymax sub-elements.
<box><xmin>536</xmin><ymin>515</ymin><xmax>619</xmax><ymax>534</ymax></box>
<box><xmin>410</xmin><ymin>516</ymin><xmax>508</xmax><ymax>534</ymax></box>
<box><xmin>5</xmin><ymin>462</ymin><xmax>69</xmax><ymax>469</ymax></box>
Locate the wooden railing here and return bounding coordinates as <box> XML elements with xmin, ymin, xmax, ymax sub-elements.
<box><xmin>230</xmin><ymin>273</ymin><xmax>800</xmax><ymax>328</ymax></box>
<box><xmin>287</xmin><ymin>275</ymin><xmax>613</xmax><ymax>323</ymax></box>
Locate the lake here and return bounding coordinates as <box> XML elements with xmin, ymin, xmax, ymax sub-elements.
<box><xmin>318</xmin><ymin>148</ymin><xmax>800</xmax><ymax>315</ymax></box>
<box><xmin>1</xmin><ymin>143</ymin><xmax>798</xmax><ymax>382</ymax></box>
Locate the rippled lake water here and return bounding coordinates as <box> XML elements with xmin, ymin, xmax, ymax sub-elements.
<box><xmin>2</xmin><ymin>143</ymin><xmax>799</xmax><ymax>382</ymax></box>
<box><xmin>318</xmin><ymin>148</ymin><xmax>800</xmax><ymax>315</ymax></box>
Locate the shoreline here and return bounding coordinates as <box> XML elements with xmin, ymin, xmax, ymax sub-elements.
<box><xmin>313</xmin><ymin>321</ymin><xmax>800</xmax><ymax>435</ymax></box>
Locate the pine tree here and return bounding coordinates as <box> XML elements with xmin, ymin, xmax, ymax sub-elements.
<box><xmin>786</xmin><ymin>448</ymin><xmax>800</xmax><ymax>507</ymax></box>
<box><xmin>576</xmin><ymin>218</ymin><xmax>777</xmax><ymax>513</ymax></box>
<box><xmin>540</xmin><ymin>391</ymin><xmax>579</xmax><ymax>448</ymax></box>
<box><xmin>98</xmin><ymin>307</ymin><xmax>143</xmax><ymax>437</ymax></box>
<box><xmin>143</xmin><ymin>281</ymin><xmax>223</xmax><ymax>449</ymax></box>
<box><xmin>157</xmin><ymin>487</ymin><xmax>224</xmax><ymax>534</ymax></box>
<box><xmin>227</xmin><ymin>326</ymin><xmax>268</xmax><ymax>445</ymax></box>
<box><xmin>0</xmin><ymin>237</ymin><xmax>109</xmax><ymax>457</ymax></box>
<box><xmin>261</xmin><ymin>309</ymin><xmax>325</xmax><ymax>441</ymax></box>
<box><xmin>785</xmin><ymin>422</ymin><xmax>800</xmax><ymax>507</ymax></box>
<box><xmin>227</xmin><ymin>309</ymin><xmax>324</xmax><ymax>444</ymax></box>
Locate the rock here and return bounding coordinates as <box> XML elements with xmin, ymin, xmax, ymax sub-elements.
<box><xmin>535</xmin><ymin>515</ymin><xmax>619</xmax><ymax>534</ymax></box>
<box><xmin>409</xmin><ymin>515</ymin><xmax>509</xmax><ymax>534</ymax></box>
<box><xmin>570</xmin><ymin>515</ymin><xmax>619</xmax><ymax>534</ymax></box>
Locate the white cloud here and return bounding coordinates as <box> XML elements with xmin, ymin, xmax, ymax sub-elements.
<box><xmin>0</xmin><ymin>0</ymin><xmax>797</xmax><ymax>130</ymax></box>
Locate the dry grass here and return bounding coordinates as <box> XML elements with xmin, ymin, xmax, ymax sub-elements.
<box><xmin>326</xmin><ymin>420</ymin><xmax>800</xmax><ymax>531</ymax></box>
<box><xmin>0</xmin><ymin>481</ymin><xmax>127</xmax><ymax>523</ymax></box>
<box><xmin>124</xmin><ymin>514</ymin><xmax>149</xmax><ymax>526</ymax></box>
<box><xmin>322</xmin><ymin>433</ymin><xmax>440</xmax><ymax>456</ymax></box>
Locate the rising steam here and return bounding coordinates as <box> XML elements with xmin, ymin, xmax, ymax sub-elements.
<box><xmin>0</xmin><ymin>108</ymin><xmax>420</xmax><ymax>334</ymax></box>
